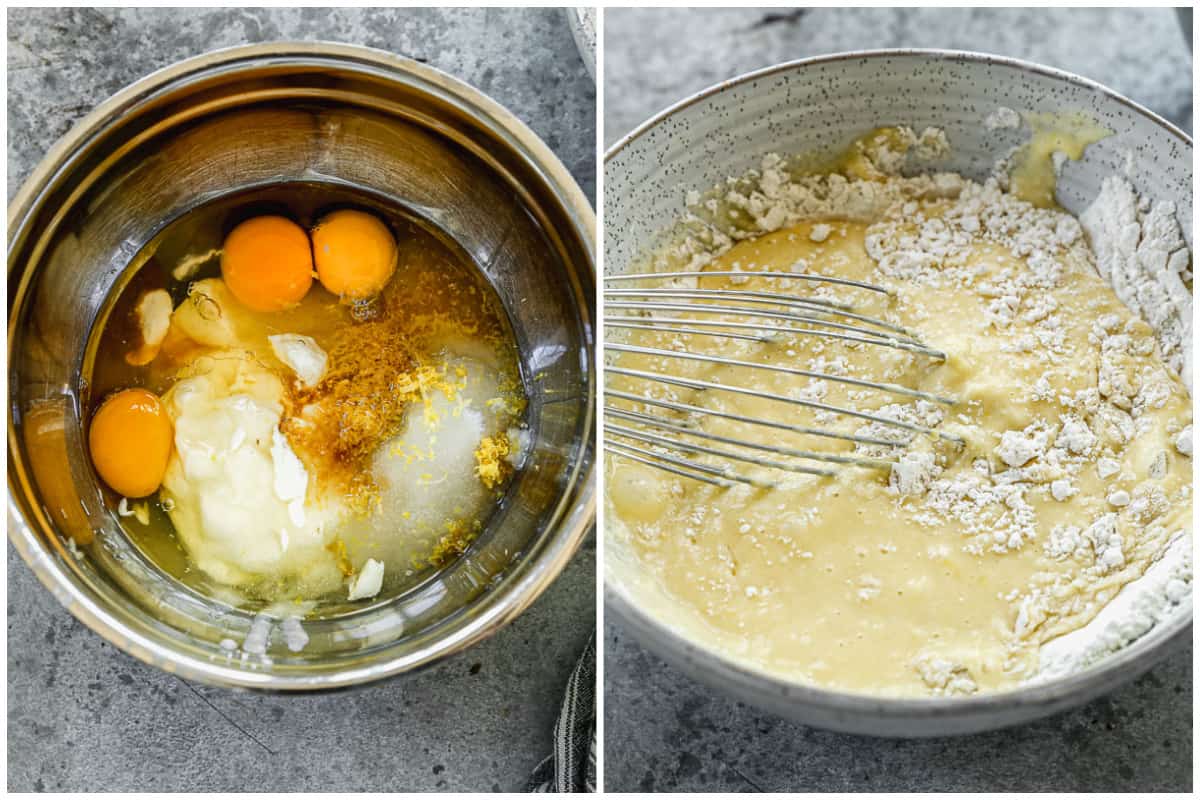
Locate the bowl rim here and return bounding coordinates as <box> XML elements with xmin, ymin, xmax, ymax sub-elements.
<box><xmin>602</xmin><ymin>48</ymin><xmax>1192</xmax><ymax>728</ymax></box>
<box><xmin>8</xmin><ymin>41</ymin><xmax>596</xmax><ymax>690</ymax></box>
<box><xmin>607</xmin><ymin>47</ymin><xmax>1193</xmax><ymax>157</ymax></box>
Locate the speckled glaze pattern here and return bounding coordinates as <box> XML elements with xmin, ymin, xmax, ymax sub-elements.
<box><xmin>606</xmin><ymin>50</ymin><xmax>1192</xmax><ymax>276</ymax></box>
<box><xmin>603</xmin><ymin>50</ymin><xmax>1193</xmax><ymax>737</ymax></box>
<box><xmin>566</xmin><ymin>8</ymin><xmax>596</xmax><ymax>81</ymax></box>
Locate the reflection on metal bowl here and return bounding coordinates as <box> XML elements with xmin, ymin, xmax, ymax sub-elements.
<box><xmin>8</xmin><ymin>42</ymin><xmax>595</xmax><ymax>690</ymax></box>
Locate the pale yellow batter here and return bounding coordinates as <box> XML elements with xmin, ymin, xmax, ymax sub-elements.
<box><xmin>606</xmin><ymin>132</ymin><xmax>1192</xmax><ymax>696</ymax></box>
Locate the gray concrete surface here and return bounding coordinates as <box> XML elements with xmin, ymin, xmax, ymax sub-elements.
<box><xmin>604</xmin><ymin>628</ymin><xmax>1192</xmax><ymax>793</ymax></box>
<box><xmin>603</xmin><ymin>7</ymin><xmax>1192</xmax><ymax>793</ymax></box>
<box><xmin>7</xmin><ymin>7</ymin><xmax>595</xmax><ymax>793</ymax></box>
<box><xmin>605</xmin><ymin>7</ymin><xmax>1193</xmax><ymax>146</ymax></box>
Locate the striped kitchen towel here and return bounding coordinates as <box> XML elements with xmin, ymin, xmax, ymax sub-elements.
<box><xmin>527</xmin><ymin>635</ymin><xmax>596</xmax><ymax>793</ymax></box>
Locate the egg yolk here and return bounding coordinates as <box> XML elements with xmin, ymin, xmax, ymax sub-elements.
<box><xmin>311</xmin><ymin>209</ymin><xmax>398</xmax><ymax>301</ymax></box>
<box><xmin>220</xmin><ymin>216</ymin><xmax>314</xmax><ymax>312</ymax></box>
<box><xmin>89</xmin><ymin>388</ymin><xmax>173</xmax><ymax>498</ymax></box>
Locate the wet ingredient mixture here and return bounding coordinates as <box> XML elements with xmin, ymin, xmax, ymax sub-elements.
<box><xmin>606</xmin><ymin>125</ymin><xmax>1192</xmax><ymax>696</ymax></box>
<box><xmin>87</xmin><ymin>189</ymin><xmax>527</xmax><ymax>604</ymax></box>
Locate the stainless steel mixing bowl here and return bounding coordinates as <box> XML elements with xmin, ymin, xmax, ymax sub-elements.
<box><xmin>604</xmin><ymin>49</ymin><xmax>1191</xmax><ymax>736</ymax></box>
<box><xmin>9</xmin><ymin>42</ymin><xmax>595</xmax><ymax>689</ymax></box>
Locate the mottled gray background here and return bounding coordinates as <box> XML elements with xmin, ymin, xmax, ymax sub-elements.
<box><xmin>605</xmin><ymin>7</ymin><xmax>1193</xmax><ymax>146</ymax></box>
<box><xmin>7</xmin><ymin>7</ymin><xmax>594</xmax><ymax>793</ymax></box>
<box><xmin>603</xmin><ymin>7</ymin><xmax>1192</xmax><ymax>793</ymax></box>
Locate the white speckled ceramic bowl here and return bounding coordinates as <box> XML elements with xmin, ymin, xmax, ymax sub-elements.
<box><xmin>566</xmin><ymin>8</ymin><xmax>597</xmax><ymax>81</ymax></box>
<box><xmin>604</xmin><ymin>50</ymin><xmax>1192</xmax><ymax>736</ymax></box>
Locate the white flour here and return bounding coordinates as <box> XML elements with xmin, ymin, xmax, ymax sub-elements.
<box><xmin>1035</xmin><ymin>531</ymin><xmax>1191</xmax><ymax>681</ymax></box>
<box><xmin>1030</xmin><ymin>169</ymin><xmax>1194</xmax><ymax>679</ymax></box>
<box><xmin>1080</xmin><ymin>176</ymin><xmax>1193</xmax><ymax>389</ymax></box>
<box><xmin>658</xmin><ymin>122</ymin><xmax>1192</xmax><ymax>687</ymax></box>
<box><xmin>985</xmin><ymin>106</ymin><xmax>1022</xmax><ymax>131</ymax></box>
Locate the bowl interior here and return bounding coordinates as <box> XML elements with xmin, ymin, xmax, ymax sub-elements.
<box><xmin>8</xmin><ymin>45</ymin><xmax>595</xmax><ymax>687</ymax></box>
<box><xmin>603</xmin><ymin>50</ymin><xmax>1191</xmax><ymax>733</ymax></box>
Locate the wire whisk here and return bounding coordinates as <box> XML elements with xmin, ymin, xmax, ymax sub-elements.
<box><xmin>603</xmin><ymin>270</ymin><xmax>960</xmax><ymax>488</ymax></box>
